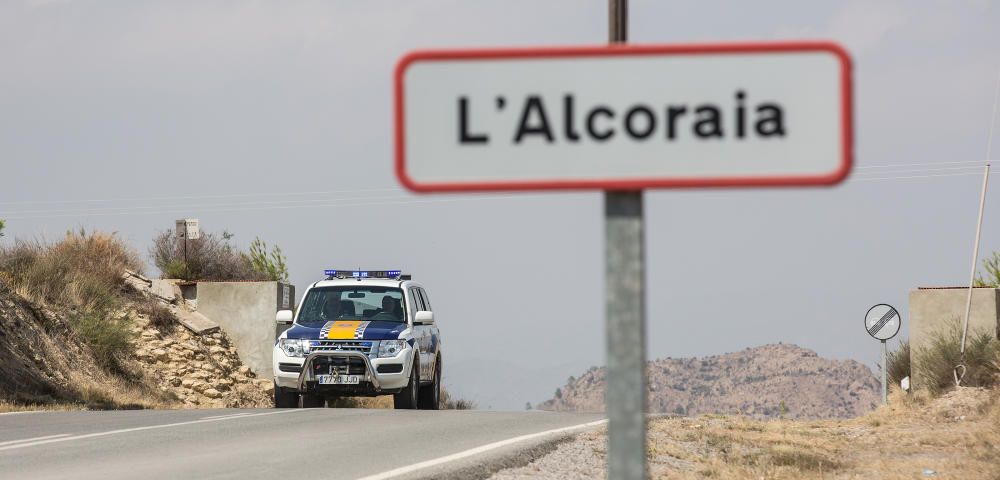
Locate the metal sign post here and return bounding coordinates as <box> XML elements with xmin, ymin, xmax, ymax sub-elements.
<box><xmin>176</xmin><ymin>219</ymin><xmax>200</xmax><ymax>274</ymax></box>
<box><xmin>865</xmin><ymin>304</ymin><xmax>901</xmax><ymax>404</ymax></box>
<box><xmin>605</xmin><ymin>1</ymin><xmax>646</xmax><ymax>479</ymax></box>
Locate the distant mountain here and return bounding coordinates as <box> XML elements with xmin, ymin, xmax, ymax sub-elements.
<box><xmin>536</xmin><ymin>344</ymin><xmax>880</xmax><ymax>420</ymax></box>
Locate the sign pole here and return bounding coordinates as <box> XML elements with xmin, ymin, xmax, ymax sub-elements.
<box><xmin>866</xmin><ymin>304</ymin><xmax>899</xmax><ymax>405</ymax></box>
<box><xmin>606</xmin><ymin>1</ymin><xmax>647</xmax><ymax>478</ymax></box>
<box><xmin>881</xmin><ymin>339</ymin><xmax>887</xmax><ymax>405</ymax></box>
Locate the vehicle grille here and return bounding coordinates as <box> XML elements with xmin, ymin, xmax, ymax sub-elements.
<box><xmin>312</xmin><ymin>356</ymin><xmax>367</xmax><ymax>376</ymax></box>
<box><xmin>309</xmin><ymin>340</ymin><xmax>373</xmax><ymax>354</ymax></box>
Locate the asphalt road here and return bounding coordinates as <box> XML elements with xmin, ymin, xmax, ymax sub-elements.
<box><xmin>0</xmin><ymin>408</ymin><xmax>603</xmax><ymax>480</ymax></box>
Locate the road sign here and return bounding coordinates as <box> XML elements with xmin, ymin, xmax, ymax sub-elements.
<box><xmin>866</xmin><ymin>303</ymin><xmax>900</xmax><ymax>406</ymax></box>
<box><xmin>176</xmin><ymin>219</ymin><xmax>200</xmax><ymax>240</ymax></box>
<box><xmin>865</xmin><ymin>304</ymin><xmax>901</xmax><ymax>341</ymax></box>
<box><xmin>395</xmin><ymin>41</ymin><xmax>852</xmax><ymax>192</ymax></box>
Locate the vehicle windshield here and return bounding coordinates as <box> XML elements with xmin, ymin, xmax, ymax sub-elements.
<box><xmin>297</xmin><ymin>286</ymin><xmax>406</xmax><ymax>326</ymax></box>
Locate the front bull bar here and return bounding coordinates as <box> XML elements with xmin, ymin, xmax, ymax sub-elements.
<box><xmin>296</xmin><ymin>351</ymin><xmax>382</xmax><ymax>391</ymax></box>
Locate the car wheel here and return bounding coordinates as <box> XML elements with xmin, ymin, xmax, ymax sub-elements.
<box><xmin>418</xmin><ymin>356</ymin><xmax>440</xmax><ymax>410</ymax></box>
<box><xmin>274</xmin><ymin>385</ymin><xmax>299</xmax><ymax>408</ymax></box>
<box><xmin>393</xmin><ymin>356</ymin><xmax>419</xmax><ymax>409</ymax></box>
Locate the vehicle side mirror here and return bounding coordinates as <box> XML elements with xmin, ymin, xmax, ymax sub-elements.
<box><xmin>414</xmin><ymin>310</ymin><xmax>435</xmax><ymax>325</ymax></box>
<box><xmin>276</xmin><ymin>309</ymin><xmax>293</xmax><ymax>325</ymax></box>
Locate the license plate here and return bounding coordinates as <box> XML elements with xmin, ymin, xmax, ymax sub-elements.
<box><xmin>317</xmin><ymin>374</ymin><xmax>360</xmax><ymax>385</ymax></box>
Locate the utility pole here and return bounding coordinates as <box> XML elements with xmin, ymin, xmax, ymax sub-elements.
<box><xmin>605</xmin><ymin>1</ymin><xmax>647</xmax><ymax>478</ymax></box>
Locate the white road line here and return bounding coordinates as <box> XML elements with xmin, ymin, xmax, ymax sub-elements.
<box><xmin>200</xmin><ymin>412</ymin><xmax>256</xmax><ymax>420</ymax></box>
<box><xmin>0</xmin><ymin>434</ymin><xmax>71</xmax><ymax>447</ymax></box>
<box><xmin>0</xmin><ymin>409</ymin><xmax>304</xmax><ymax>452</ymax></box>
<box><xmin>0</xmin><ymin>411</ymin><xmax>43</xmax><ymax>416</ymax></box>
<box><xmin>356</xmin><ymin>419</ymin><xmax>608</xmax><ymax>480</ymax></box>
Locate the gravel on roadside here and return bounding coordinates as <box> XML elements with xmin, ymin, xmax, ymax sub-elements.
<box><xmin>487</xmin><ymin>428</ymin><xmax>607</xmax><ymax>480</ymax></box>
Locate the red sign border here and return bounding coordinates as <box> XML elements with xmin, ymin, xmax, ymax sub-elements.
<box><xmin>394</xmin><ymin>41</ymin><xmax>852</xmax><ymax>192</ymax></box>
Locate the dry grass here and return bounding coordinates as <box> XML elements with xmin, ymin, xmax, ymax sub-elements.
<box><xmin>640</xmin><ymin>387</ymin><xmax>1000</xmax><ymax>479</ymax></box>
<box><xmin>135</xmin><ymin>297</ymin><xmax>177</xmax><ymax>330</ymax></box>
<box><xmin>441</xmin><ymin>388</ymin><xmax>477</xmax><ymax>410</ymax></box>
<box><xmin>0</xmin><ymin>230</ymin><xmax>142</xmax><ymax>367</ymax></box>
<box><xmin>329</xmin><ymin>395</ymin><xmax>396</xmax><ymax>408</ymax></box>
<box><xmin>325</xmin><ymin>389</ymin><xmax>476</xmax><ymax>409</ymax></box>
<box><xmin>0</xmin><ymin>229</ymin><xmax>142</xmax><ymax>306</ymax></box>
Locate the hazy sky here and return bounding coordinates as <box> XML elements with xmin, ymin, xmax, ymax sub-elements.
<box><xmin>1</xmin><ymin>0</ymin><xmax>998</xmax><ymax>409</ymax></box>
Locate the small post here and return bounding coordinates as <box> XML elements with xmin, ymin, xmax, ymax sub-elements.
<box><xmin>605</xmin><ymin>1</ymin><xmax>647</xmax><ymax>479</ymax></box>
<box><xmin>881</xmin><ymin>339</ymin><xmax>888</xmax><ymax>405</ymax></box>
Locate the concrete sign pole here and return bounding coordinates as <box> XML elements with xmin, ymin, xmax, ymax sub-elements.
<box><xmin>605</xmin><ymin>1</ymin><xmax>647</xmax><ymax>478</ymax></box>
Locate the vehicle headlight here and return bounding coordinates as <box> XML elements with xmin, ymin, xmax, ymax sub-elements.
<box><xmin>279</xmin><ymin>339</ymin><xmax>309</xmax><ymax>357</ymax></box>
<box><xmin>378</xmin><ymin>340</ymin><xmax>407</xmax><ymax>358</ymax></box>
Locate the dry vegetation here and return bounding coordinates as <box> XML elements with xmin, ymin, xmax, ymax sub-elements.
<box><xmin>0</xmin><ymin>230</ymin><xmax>175</xmax><ymax>410</ymax></box>
<box><xmin>641</xmin><ymin>387</ymin><xmax>1000</xmax><ymax>479</ymax></box>
<box><xmin>496</xmin><ymin>387</ymin><xmax>1000</xmax><ymax>479</ymax></box>
<box><xmin>149</xmin><ymin>229</ymin><xmax>283</xmax><ymax>281</ymax></box>
<box><xmin>0</xmin><ymin>230</ymin><xmax>269</xmax><ymax>410</ymax></box>
<box><xmin>0</xmin><ymin>230</ymin><xmax>142</xmax><ymax>367</ymax></box>
<box><xmin>321</xmin><ymin>386</ymin><xmax>475</xmax><ymax>409</ymax></box>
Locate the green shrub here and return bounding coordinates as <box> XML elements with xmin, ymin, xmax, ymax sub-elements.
<box><xmin>912</xmin><ymin>318</ymin><xmax>1000</xmax><ymax>395</ymax></box>
<box><xmin>73</xmin><ymin>308</ymin><xmax>134</xmax><ymax>368</ymax></box>
<box><xmin>886</xmin><ymin>339</ymin><xmax>910</xmax><ymax>387</ymax></box>
<box><xmin>243</xmin><ymin>237</ymin><xmax>289</xmax><ymax>282</ymax></box>
<box><xmin>974</xmin><ymin>251</ymin><xmax>1000</xmax><ymax>287</ymax></box>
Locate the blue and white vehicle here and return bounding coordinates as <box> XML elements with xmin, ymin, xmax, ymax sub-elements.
<box><xmin>273</xmin><ymin>270</ymin><xmax>441</xmax><ymax>409</ymax></box>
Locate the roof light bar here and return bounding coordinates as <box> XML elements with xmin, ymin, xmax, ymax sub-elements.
<box><xmin>323</xmin><ymin>269</ymin><xmax>404</xmax><ymax>279</ymax></box>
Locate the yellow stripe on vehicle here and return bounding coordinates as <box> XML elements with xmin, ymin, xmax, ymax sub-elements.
<box><xmin>325</xmin><ymin>320</ymin><xmax>362</xmax><ymax>339</ymax></box>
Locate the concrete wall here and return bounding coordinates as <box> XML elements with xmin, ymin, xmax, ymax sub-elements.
<box><xmin>908</xmin><ymin>287</ymin><xmax>999</xmax><ymax>389</ymax></box>
<box><xmin>194</xmin><ymin>282</ymin><xmax>295</xmax><ymax>378</ymax></box>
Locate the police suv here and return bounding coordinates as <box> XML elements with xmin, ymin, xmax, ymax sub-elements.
<box><xmin>273</xmin><ymin>270</ymin><xmax>441</xmax><ymax>409</ymax></box>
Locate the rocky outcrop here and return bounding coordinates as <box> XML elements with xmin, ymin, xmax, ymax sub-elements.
<box><xmin>131</xmin><ymin>316</ymin><xmax>271</xmax><ymax>408</ymax></box>
<box><xmin>537</xmin><ymin>344</ymin><xmax>881</xmax><ymax>420</ymax></box>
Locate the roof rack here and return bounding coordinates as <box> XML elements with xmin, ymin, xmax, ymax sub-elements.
<box><xmin>323</xmin><ymin>269</ymin><xmax>410</xmax><ymax>281</ymax></box>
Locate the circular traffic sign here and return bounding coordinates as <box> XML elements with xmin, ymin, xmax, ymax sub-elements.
<box><xmin>865</xmin><ymin>304</ymin><xmax>901</xmax><ymax>341</ymax></box>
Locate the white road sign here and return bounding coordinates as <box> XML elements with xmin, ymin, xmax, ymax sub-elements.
<box><xmin>865</xmin><ymin>304</ymin><xmax>901</xmax><ymax>341</ymax></box>
<box><xmin>395</xmin><ymin>42</ymin><xmax>852</xmax><ymax>192</ymax></box>
<box><xmin>176</xmin><ymin>219</ymin><xmax>200</xmax><ymax>240</ymax></box>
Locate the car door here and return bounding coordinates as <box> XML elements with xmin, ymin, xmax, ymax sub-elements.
<box><xmin>416</xmin><ymin>287</ymin><xmax>439</xmax><ymax>380</ymax></box>
<box><xmin>408</xmin><ymin>286</ymin><xmax>432</xmax><ymax>382</ymax></box>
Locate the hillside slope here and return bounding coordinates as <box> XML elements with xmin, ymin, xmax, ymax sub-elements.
<box><xmin>537</xmin><ymin>344</ymin><xmax>880</xmax><ymax>419</ymax></box>
<box><xmin>0</xmin><ymin>280</ymin><xmax>270</xmax><ymax>409</ymax></box>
